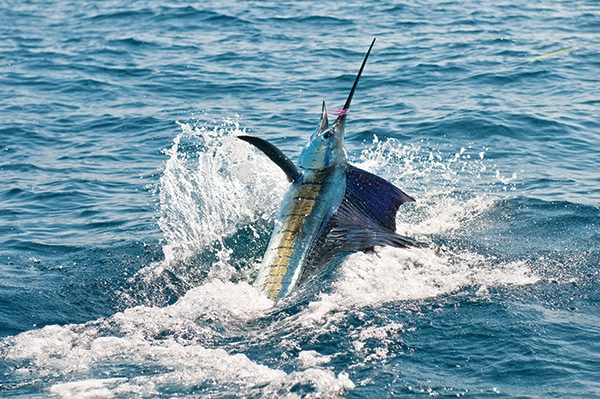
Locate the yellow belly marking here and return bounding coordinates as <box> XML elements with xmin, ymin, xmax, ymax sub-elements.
<box><xmin>261</xmin><ymin>188</ymin><xmax>322</xmax><ymax>299</ymax></box>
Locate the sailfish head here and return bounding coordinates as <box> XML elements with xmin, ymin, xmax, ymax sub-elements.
<box><xmin>298</xmin><ymin>38</ymin><xmax>376</xmax><ymax>170</ymax></box>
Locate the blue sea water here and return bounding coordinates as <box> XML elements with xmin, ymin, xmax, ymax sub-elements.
<box><xmin>1</xmin><ymin>0</ymin><xmax>599</xmax><ymax>397</ymax></box>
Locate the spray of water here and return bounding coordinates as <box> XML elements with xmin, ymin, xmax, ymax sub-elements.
<box><xmin>159</xmin><ymin>120</ymin><xmax>285</xmax><ymax>265</ymax></box>
<box><xmin>125</xmin><ymin>120</ymin><xmax>288</xmax><ymax>304</ymax></box>
<box><xmin>138</xmin><ymin>120</ymin><xmax>531</xmax><ymax>305</ymax></box>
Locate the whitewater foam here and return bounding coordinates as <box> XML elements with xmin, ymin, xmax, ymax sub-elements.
<box><xmin>292</xmin><ymin>246</ymin><xmax>539</xmax><ymax>333</ymax></box>
<box><xmin>4</xmin><ymin>280</ymin><xmax>356</xmax><ymax>398</ymax></box>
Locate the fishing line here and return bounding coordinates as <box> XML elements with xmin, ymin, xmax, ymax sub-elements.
<box><xmin>409</xmin><ymin>40</ymin><xmax>599</xmax><ymax>94</ymax></box>
<box><xmin>323</xmin><ymin>40</ymin><xmax>597</xmax><ymax>115</ymax></box>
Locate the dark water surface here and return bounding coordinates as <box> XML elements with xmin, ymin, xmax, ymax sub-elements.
<box><xmin>1</xmin><ymin>1</ymin><xmax>599</xmax><ymax>397</ymax></box>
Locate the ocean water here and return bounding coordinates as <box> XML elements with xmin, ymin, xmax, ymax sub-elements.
<box><xmin>1</xmin><ymin>0</ymin><xmax>599</xmax><ymax>397</ymax></box>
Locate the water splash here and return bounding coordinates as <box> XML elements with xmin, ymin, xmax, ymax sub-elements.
<box><xmin>158</xmin><ymin>119</ymin><xmax>286</xmax><ymax>268</ymax></box>
<box><xmin>137</xmin><ymin>122</ymin><xmax>530</xmax><ymax>303</ymax></box>
<box><xmin>351</xmin><ymin>135</ymin><xmax>516</xmax><ymax>239</ymax></box>
<box><xmin>127</xmin><ymin>119</ymin><xmax>288</xmax><ymax>304</ymax></box>
<box><xmin>0</xmin><ymin>120</ymin><xmax>542</xmax><ymax>398</ymax></box>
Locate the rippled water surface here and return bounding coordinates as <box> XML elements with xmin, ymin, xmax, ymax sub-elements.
<box><xmin>1</xmin><ymin>1</ymin><xmax>599</xmax><ymax>397</ymax></box>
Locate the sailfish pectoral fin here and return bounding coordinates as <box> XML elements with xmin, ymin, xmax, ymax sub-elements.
<box><xmin>238</xmin><ymin>135</ymin><xmax>302</xmax><ymax>182</ymax></box>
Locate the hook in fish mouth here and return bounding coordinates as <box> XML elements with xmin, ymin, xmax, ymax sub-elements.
<box><xmin>327</xmin><ymin>109</ymin><xmax>348</xmax><ymax>116</ymax></box>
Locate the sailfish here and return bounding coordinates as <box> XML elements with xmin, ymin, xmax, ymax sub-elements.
<box><xmin>239</xmin><ymin>39</ymin><xmax>425</xmax><ymax>301</ymax></box>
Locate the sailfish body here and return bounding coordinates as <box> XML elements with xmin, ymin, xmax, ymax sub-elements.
<box><xmin>239</xmin><ymin>39</ymin><xmax>423</xmax><ymax>301</ymax></box>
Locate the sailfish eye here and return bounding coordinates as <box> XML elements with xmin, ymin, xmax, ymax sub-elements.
<box><xmin>322</xmin><ymin>130</ymin><xmax>332</xmax><ymax>139</ymax></box>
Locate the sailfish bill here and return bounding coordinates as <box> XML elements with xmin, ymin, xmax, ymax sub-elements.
<box><xmin>239</xmin><ymin>38</ymin><xmax>426</xmax><ymax>301</ymax></box>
